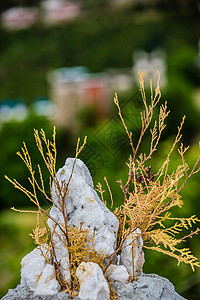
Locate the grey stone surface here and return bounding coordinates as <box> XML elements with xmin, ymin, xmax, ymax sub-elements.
<box><xmin>112</xmin><ymin>273</ymin><xmax>186</xmax><ymax>300</ymax></box>
<box><xmin>1</xmin><ymin>285</ymin><xmax>80</xmax><ymax>300</ymax></box>
<box><xmin>120</xmin><ymin>228</ymin><xmax>145</xmax><ymax>278</ymax></box>
<box><xmin>1</xmin><ymin>273</ymin><xmax>186</xmax><ymax>300</ymax></box>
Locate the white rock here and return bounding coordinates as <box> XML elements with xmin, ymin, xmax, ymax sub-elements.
<box><xmin>21</xmin><ymin>246</ymin><xmax>60</xmax><ymax>295</ymax></box>
<box><xmin>20</xmin><ymin>246</ymin><xmax>48</xmax><ymax>291</ymax></box>
<box><xmin>120</xmin><ymin>228</ymin><xmax>145</xmax><ymax>278</ymax></box>
<box><xmin>106</xmin><ymin>264</ymin><xmax>129</xmax><ymax>283</ymax></box>
<box><xmin>20</xmin><ymin>158</ymin><xmax>119</xmax><ymax>297</ymax></box>
<box><xmin>45</xmin><ymin>221</ymin><xmax>71</xmax><ymax>284</ymax></box>
<box><xmin>76</xmin><ymin>262</ymin><xmax>110</xmax><ymax>300</ymax></box>
<box><xmin>53</xmin><ymin>237</ymin><xmax>71</xmax><ymax>284</ymax></box>
<box><xmin>34</xmin><ymin>264</ymin><xmax>60</xmax><ymax>296</ymax></box>
<box><xmin>49</xmin><ymin>158</ymin><xmax>119</xmax><ymax>257</ymax></box>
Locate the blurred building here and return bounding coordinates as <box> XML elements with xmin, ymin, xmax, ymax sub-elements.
<box><xmin>108</xmin><ymin>69</ymin><xmax>133</xmax><ymax>92</ymax></box>
<box><xmin>48</xmin><ymin>55</ymin><xmax>167</xmax><ymax>129</ymax></box>
<box><xmin>48</xmin><ymin>67</ymin><xmax>111</xmax><ymax>128</ymax></box>
<box><xmin>0</xmin><ymin>98</ymin><xmax>54</xmax><ymax>128</ymax></box>
<box><xmin>1</xmin><ymin>7</ymin><xmax>37</xmax><ymax>30</ymax></box>
<box><xmin>34</xmin><ymin>97</ymin><xmax>55</xmax><ymax>117</ymax></box>
<box><xmin>133</xmin><ymin>49</ymin><xmax>167</xmax><ymax>88</ymax></box>
<box><xmin>0</xmin><ymin>100</ymin><xmax>28</xmax><ymax>125</ymax></box>
<box><xmin>41</xmin><ymin>0</ymin><xmax>80</xmax><ymax>25</ymax></box>
<box><xmin>1</xmin><ymin>1</ymin><xmax>81</xmax><ymax>30</ymax></box>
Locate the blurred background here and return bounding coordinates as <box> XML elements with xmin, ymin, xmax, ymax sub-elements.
<box><xmin>0</xmin><ymin>0</ymin><xmax>200</xmax><ymax>299</ymax></box>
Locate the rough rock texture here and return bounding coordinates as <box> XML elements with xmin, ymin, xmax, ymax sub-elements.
<box><xmin>111</xmin><ymin>273</ymin><xmax>186</xmax><ymax>300</ymax></box>
<box><xmin>49</xmin><ymin>158</ymin><xmax>119</xmax><ymax>257</ymax></box>
<box><xmin>120</xmin><ymin>228</ymin><xmax>145</xmax><ymax>278</ymax></box>
<box><xmin>1</xmin><ymin>285</ymin><xmax>80</xmax><ymax>300</ymax></box>
<box><xmin>9</xmin><ymin>157</ymin><xmax>119</xmax><ymax>297</ymax></box>
<box><xmin>20</xmin><ymin>246</ymin><xmax>60</xmax><ymax>295</ymax></box>
<box><xmin>46</xmin><ymin>158</ymin><xmax>119</xmax><ymax>286</ymax></box>
<box><xmin>20</xmin><ymin>247</ymin><xmax>47</xmax><ymax>291</ymax></box>
<box><xmin>34</xmin><ymin>264</ymin><xmax>60</xmax><ymax>296</ymax></box>
<box><xmin>76</xmin><ymin>262</ymin><xmax>110</xmax><ymax>300</ymax></box>
<box><xmin>106</xmin><ymin>265</ymin><xmax>129</xmax><ymax>283</ymax></box>
<box><xmin>1</xmin><ymin>274</ymin><xmax>186</xmax><ymax>300</ymax></box>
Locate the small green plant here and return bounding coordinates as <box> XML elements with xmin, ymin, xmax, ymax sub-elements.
<box><xmin>6</xmin><ymin>71</ymin><xmax>200</xmax><ymax>299</ymax></box>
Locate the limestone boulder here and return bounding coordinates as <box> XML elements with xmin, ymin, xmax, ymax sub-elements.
<box><xmin>49</xmin><ymin>158</ymin><xmax>119</xmax><ymax>257</ymax></box>
<box><xmin>20</xmin><ymin>246</ymin><xmax>60</xmax><ymax>295</ymax></box>
<box><xmin>106</xmin><ymin>264</ymin><xmax>129</xmax><ymax>283</ymax></box>
<box><xmin>76</xmin><ymin>262</ymin><xmax>110</xmax><ymax>300</ymax></box>
<box><xmin>21</xmin><ymin>246</ymin><xmax>48</xmax><ymax>291</ymax></box>
<box><xmin>34</xmin><ymin>264</ymin><xmax>60</xmax><ymax>296</ymax></box>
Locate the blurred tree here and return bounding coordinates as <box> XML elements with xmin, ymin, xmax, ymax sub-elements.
<box><xmin>81</xmin><ymin>0</ymin><xmax>110</xmax><ymax>9</ymax></box>
<box><xmin>161</xmin><ymin>0</ymin><xmax>200</xmax><ymax>14</ymax></box>
<box><xmin>0</xmin><ymin>115</ymin><xmax>73</xmax><ymax>209</ymax></box>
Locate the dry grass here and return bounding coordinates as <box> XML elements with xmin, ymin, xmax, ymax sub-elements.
<box><xmin>5</xmin><ymin>71</ymin><xmax>200</xmax><ymax>299</ymax></box>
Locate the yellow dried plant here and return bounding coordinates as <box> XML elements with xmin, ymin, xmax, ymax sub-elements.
<box><xmin>5</xmin><ymin>128</ymin><xmax>95</xmax><ymax>296</ymax></box>
<box><xmin>102</xmin><ymin>71</ymin><xmax>200</xmax><ymax>273</ymax></box>
<box><xmin>5</xmin><ymin>71</ymin><xmax>200</xmax><ymax>300</ymax></box>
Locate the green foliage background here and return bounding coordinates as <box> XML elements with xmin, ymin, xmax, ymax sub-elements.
<box><xmin>0</xmin><ymin>5</ymin><xmax>200</xmax><ymax>300</ymax></box>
